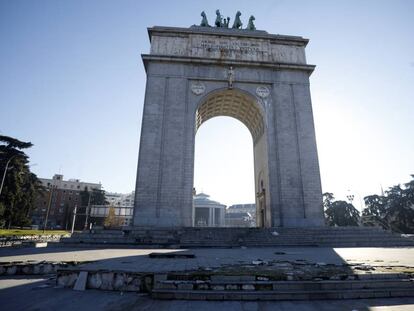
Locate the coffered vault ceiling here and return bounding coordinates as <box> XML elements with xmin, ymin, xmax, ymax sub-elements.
<box><xmin>196</xmin><ymin>89</ymin><xmax>265</xmax><ymax>142</ymax></box>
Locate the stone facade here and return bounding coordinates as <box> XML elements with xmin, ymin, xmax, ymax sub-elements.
<box><xmin>133</xmin><ymin>26</ymin><xmax>324</xmax><ymax>227</ymax></box>
<box><xmin>31</xmin><ymin>174</ymin><xmax>101</xmax><ymax>230</ymax></box>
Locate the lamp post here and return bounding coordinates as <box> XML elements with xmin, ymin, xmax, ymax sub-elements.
<box><xmin>84</xmin><ymin>191</ymin><xmax>92</xmax><ymax>230</ymax></box>
<box><xmin>71</xmin><ymin>205</ymin><xmax>77</xmax><ymax>234</ymax></box>
<box><xmin>43</xmin><ymin>184</ymin><xmax>56</xmax><ymax>233</ymax></box>
<box><xmin>346</xmin><ymin>194</ymin><xmax>355</xmax><ymax>205</ymax></box>
<box><xmin>0</xmin><ymin>154</ymin><xmax>18</xmax><ymax>197</ymax></box>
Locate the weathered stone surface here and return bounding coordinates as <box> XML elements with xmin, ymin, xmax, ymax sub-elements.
<box><xmin>212</xmin><ymin>285</ymin><xmax>225</xmax><ymax>291</ymax></box>
<box><xmin>57</xmin><ymin>273</ymin><xmax>78</xmax><ymax>287</ymax></box>
<box><xmin>113</xmin><ymin>274</ymin><xmax>126</xmax><ymax>290</ymax></box>
<box><xmin>6</xmin><ymin>266</ymin><xmax>17</xmax><ymax>275</ymax></box>
<box><xmin>225</xmin><ymin>284</ymin><xmax>239</xmax><ymax>290</ymax></box>
<box><xmin>43</xmin><ymin>264</ymin><xmax>53</xmax><ymax>274</ymax></box>
<box><xmin>149</xmin><ymin>27</ymin><xmax>307</xmax><ymax>64</ymax></box>
<box><xmin>100</xmin><ymin>272</ymin><xmax>115</xmax><ymax>290</ymax></box>
<box><xmin>242</xmin><ymin>284</ymin><xmax>255</xmax><ymax>290</ymax></box>
<box><xmin>177</xmin><ymin>282</ymin><xmax>193</xmax><ymax>290</ymax></box>
<box><xmin>125</xmin><ymin>276</ymin><xmax>141</xmax><ymax>291</ymax></box>
<box><xmin>73</xmin><ymin>271</ymin><xmax>88</xmax><ymax>291</ymax></box>
<box><xmin>87</xmin><ymin>273</ymin><xmax>102</xmax><ymax>289</ymax></box>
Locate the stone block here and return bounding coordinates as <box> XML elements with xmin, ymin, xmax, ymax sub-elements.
<box><xmin>87</xmin><ymin>273</ymin><xmax>102</xmax><ymax>289</ymax></box>
<box><xmin>177</xmin><ymin>282</ymin><xmax>193</xmax><ymax>290</ymax></box>
<box><xmin>57</xmin><ymin>273</ymin><xmax>78</xmax><ymax>288</ymax></box>
<box><xmin>390</xmin><ymin>290</ymin><xmax>414</xmax><ymax>297</ymax></box>
<box><xmin>100</xmin><ymin>272</ymin><xmax>114</xmax><ymax>290</ymax></box>
<box><xmin>6</xmin><ymin>266</ymin><xmax>17</xmax><ymax>275</ymax></box>
<box><xmin>22</xmin><ymin>266</ymin><xmax>32</xmax><ymax>274</ymax></box>
<box><xmin>212</xmin><ymin>285</ymin><xmax>225</xmax><ymax>291</ymax></box>
<box><xmin>242</xmin><ymin>284</ymin><xmax>255</xmax><ymax>291</ymax></box>
<box><xmin>43</xmin><ymin>264</ymin><xmax>54</xmax><ymax>274</ymax></box>
<box><xmin>73</xmin><ymin>271</ymin><xmax>88</xmax><ymax>291</ymax></box>
<box><xmin>125</xmin><ymin>276</ymin><xmax>142</xmax><ymax>292</ymax></box>
<box><xmin>113</xmin><ymin>274</ymin><xmax>126</xmax><ymax>290</ymax></box>
<box><xmin>225</xmin><ymin>284</ymin><xmax>239</xmax><ymax>290</ymax></box>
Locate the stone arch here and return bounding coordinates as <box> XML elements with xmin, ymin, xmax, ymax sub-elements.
<box><xmin>134</xmin><ymin>26</ymin><xmax>325</xmax><ymax>229</ymax></box>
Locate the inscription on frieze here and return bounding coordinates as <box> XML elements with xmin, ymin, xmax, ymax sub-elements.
<box><xmin>198</xmin><ymin>39</ymin><xmax>263</xmax><ymax>55</ymax></box>
<box><xmin>190</xmin><ymin>36</ymin><xmax>270</xmax><ymax>61</ymax></box>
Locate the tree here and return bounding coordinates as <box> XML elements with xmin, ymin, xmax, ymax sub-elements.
<box><xmin>104</xmin><ymin>206</ymin><xmax>123</xmax><ymax>228</ymax></box>
<box><xmin>78</xmin><ymin>187</ymin><xmax>108</xmax><ymax>229</ymax></box>
<box><xmin>385</xmin><ymin>183</ymin><xmax>414</xmax><ymax>233</ymax></box>
<box><xmin>0</xmin><ymin>135</ymin><xmax>43</xmax><ymax>228</ymax></box>
<box><xmin>80</xmin><ymin>187</ymin><xmax>107</xmax><ymax>206</ymax></box>
<box><xmin>361</xmin><ymin>176</ymin><xmax>414</xmax><ymax>233</ymax></box>
<box><xmin>323</xmin><ymin>192</ymin><xmax>335</xmax><ymax>210</ymax></box>
<box><xmin>323</xmin><ymin>193</ymin><xmax>360</xmax><ymax>227</ymax></box>
<box><xmin>361</xmin><ymin>194</ymin><xmax>388</xmax><ymax>229</ymax></box>
<box><xmin>362</xmin><ymin>195</ymin><xmax>387</xmax><ymax>218</ymax></box>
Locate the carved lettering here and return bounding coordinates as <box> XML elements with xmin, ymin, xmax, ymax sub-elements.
<box><xmin>198</xmin><ymin>39</ymin><xmax>264</xmax><ymax>56</ymax></box>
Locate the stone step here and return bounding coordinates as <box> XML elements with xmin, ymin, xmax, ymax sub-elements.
<box><xmin>152</xmin><ymin>277</ymin><xmax>414</xmax><ymax>300</ymax></box>
<box><xmin>60</xmin><ymin>227</ymin><xmax>414</xmax><ymax>247</ymax></box>
<box><xmin>151</xmin><ymin>287</ymin><xmax>414</xmax><ymax>300</ymax></box>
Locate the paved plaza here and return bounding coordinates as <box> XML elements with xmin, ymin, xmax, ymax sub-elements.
<box><xmin>1</xmin><ymin>246</ymin><xmax>413</xmax><ymax>273</ymax></box>
<box><xmin>1</xmin><ymin>246</ymin><xmax>414</xmax><ymax>310</ymax></box>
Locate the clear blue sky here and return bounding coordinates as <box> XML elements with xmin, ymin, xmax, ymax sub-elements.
<box><xmin>1</xmin><ymin>0</ymin><xmax>413</xmax><ymax>209</ymax></box>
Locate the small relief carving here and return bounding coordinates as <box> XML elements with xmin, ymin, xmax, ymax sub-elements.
<box><xmin>256</xmin><ymin>86</ymin><xmax>270</xmax><ymax>98</ymax></box>
<box><xmin>227</xmin><ymin>66</ymin><xmax>234</xmax><ymax>89</ymax></box>
<box><xmin>191</xmin><ymin>82</ymin><xmax>206</xmax><ymax>95</ymax></box>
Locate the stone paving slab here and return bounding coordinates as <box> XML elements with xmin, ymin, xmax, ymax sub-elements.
<box><xmin>0</xmin><ymin>246</ymin><xmax>413</xmax><ymax>274</ymax></box>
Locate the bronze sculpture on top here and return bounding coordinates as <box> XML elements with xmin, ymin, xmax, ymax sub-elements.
<box><xmin>199</xmin><ymin>10</ymin><xmax>256</xmax><ymax>30</ymax></box>
<box><xmin>232</xmin><ymin>11</ymin><xmax>243</xmax><ymax>29</ymax></box>
<box><xmin>200</xmin><ymin>11</ymin><xmax>210</xmax><ymax>27</ymax></box>
<box><xmin>214</xmin><ymin>10</ymin><xmax>230</xmax><ymax>28</ymax></box>
<box><xmin>247</xmin><ymin>15</ymin><xmax>256</xmax><ymax>30</ymax></box>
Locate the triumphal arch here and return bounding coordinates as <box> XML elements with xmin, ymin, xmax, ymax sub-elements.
<box><xmin>134</xmin><ymin>15</ymin><xmax>324</xmax><ymax>228</ymax></box>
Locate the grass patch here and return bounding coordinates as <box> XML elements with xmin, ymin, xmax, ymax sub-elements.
<box><xmin>0</xmin><ymin>229</ymin><xmax>70</xmax><ymax>237</ymax></box>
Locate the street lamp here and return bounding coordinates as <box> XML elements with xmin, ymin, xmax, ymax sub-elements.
<box><xmin>0</xmin><ymin>154</ymin><xmax>19</xmax><ymax>196</ymax></box>
<box><xmin>43</xmin><ymin>183</ymin><xmax>56</xmax><ymax>233</ymax></box>
<box><xmin>346</xmin><ymin>194</ymin><xmax>355</xmax><ymax>205</ymax></box>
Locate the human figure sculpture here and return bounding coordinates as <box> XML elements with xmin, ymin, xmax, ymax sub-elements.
<box><xmin>246</xmin><ymin>15</ymin><xmax>256</xmax><ymax>30</ymax></box>
<box><xmin>200</xmin><ymin>11</ymin><xmax>210</xmax><ymax>27</ymax></box>
<box><xmin>223</xmin><ymin>17</ymin><xmax>230</xmax><ymax>28</ymax></box>
<box><xmin>227</xmin><ymin>66</ymin><xmax>234</xmax><ymax>89</ymax></box>
<box><xmin>215</xmin><ymin>9</ymin><xmax>223</xmax><ymax>27</ymax></box>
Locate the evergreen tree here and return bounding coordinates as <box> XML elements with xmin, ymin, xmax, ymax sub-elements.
<box><xmin>0</xmin><ymin>135</ymin><xmax>43</xmax><ymax>228</ymax></box>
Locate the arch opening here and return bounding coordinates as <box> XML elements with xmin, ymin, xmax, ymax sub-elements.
<box><xmin>194</xmin><ymin>88</ymin><xmax>271</xmax><ymax>228</ymax></box>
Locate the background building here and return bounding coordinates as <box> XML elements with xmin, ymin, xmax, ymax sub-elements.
<box><xmin>105</xmin><ymin>191</ymin><xmax>135</xmax><ymax>207</ymax></box>
<box><xmin>193</xmin><ymin>193</ymin><xmax>226</xmax><ymax>227</ymax></box>
<box><xmin>225</xmin><ymin>203</ymin><xmax>256</xmax><ymax>227</ymax></box>
<box><xmin>31</xmin><ymin>174</ymin><xmax>101</xmax><ymax>230</ymax></box>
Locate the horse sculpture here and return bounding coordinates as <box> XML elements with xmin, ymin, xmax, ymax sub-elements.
<box><xmin>215</xmin><ymin>9</ymin><xmax>223</xmax><ymax>27</ymax></box>
<box><xmin>198</xmin><ymin>10</ymin><xmax>256</xmax><ymax>30</ymax></box>
<box><xmin>200</xmin><ymin>11</ymin><xmax>210</xmax><ymax>27</ymax></box>
<box><xmin>232</xmin><ymin>11</ymin><xmax>242</xmax><ymax>29</ymax></box>
<box><xmin>246</xmin><ymin>15</ymin><xmax>256</xmax><ymax>30</ymax></box>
